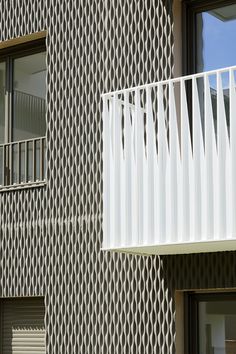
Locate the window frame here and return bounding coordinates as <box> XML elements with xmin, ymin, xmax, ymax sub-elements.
<box><xmin>182</xmin><ymin>0</ymin><xmax>236</xmax><ymax>75</ymax></box>
<box><xmin>0</xmin><ymin>38</ymin><xmax>46</xmax><ymax>188</ymax></box>
<box><xmin>184</xmin><ymin>291</ymin><xmax>236</xmax><ymax>354</ymax></box>
<box><xmin>0</xmin><ymin>38</ymin><xmax>46</xmax><ymax>144</ymax></box>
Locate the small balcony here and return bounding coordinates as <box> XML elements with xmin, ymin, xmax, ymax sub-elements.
<box><xmin>0</xmin><ymin>136</ymin><xmax>46</xmax><ymax>190</ymax></box>
<box><xmin>102</xmin><ymin>66</ymin><xmax>236</xmax><ymax>255</ymax></box>
<box><xmin>0</xmin><ymin>90</ymin><xmax>46</xmax><ymax>190</ymax></box>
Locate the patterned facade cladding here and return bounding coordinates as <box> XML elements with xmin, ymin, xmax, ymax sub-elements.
<box><xmin>1</xmin><ymin>1</ymin><xmax>235</xmax><ymax>354</ymax></box>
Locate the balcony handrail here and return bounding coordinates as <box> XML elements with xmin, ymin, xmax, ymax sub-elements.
<box><xmin>102</xmin><ymin>64</ymin><xmax>236</xmax><ymax>97</ymax></box>
<box><xmin>0</xmin><ymin>136</ymin><xmax>46</xmax><ymax>147</ymax></box>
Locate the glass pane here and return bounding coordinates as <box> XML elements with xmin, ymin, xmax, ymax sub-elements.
<box><xmin>196</xmin><ymin>4</ymin><xmax>236</xmax><ymax>73</ymax></box>
<box><xmin>199</xmin><ymin>300</ymin><xmax>236</xmax><ymax>354</ymax></box>
<box><xmin>13</xmin><ymin>52</ymin><xmax>46</xmax><ymax>142</ymax></box>
<box><xmin>0</xmin><ymin>62</ymin><xmax>6</xmax><ymax>144</ymax></box>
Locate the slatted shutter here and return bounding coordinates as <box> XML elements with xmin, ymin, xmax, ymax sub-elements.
<box><xmin>1</xmin><ymin>297</ymin><xmax>45</xmax><ymax>354</ymax></box>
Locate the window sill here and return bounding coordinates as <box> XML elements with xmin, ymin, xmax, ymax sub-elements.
<box><xmin>0</xmin><ymin>180</ymin><xmax>47</xmax><ymax>192</ymax></box>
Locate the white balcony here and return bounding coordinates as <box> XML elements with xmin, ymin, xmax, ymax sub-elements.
<box><xmin>102</xmin><ymin>66</ymin><xmax>236</xmax><ymax>255</ymax></box>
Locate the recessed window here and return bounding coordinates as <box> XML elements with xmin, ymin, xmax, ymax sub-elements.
<box><xmin>185</xmin><ymin>1</ymin><xmax>236</xmax><ymax>74</ymax></box>
<box><xmin>186</xmin><ymin>292</ymin><xmax>236</xmax><ymax>354</ymax></box>
<box><xmin>0</xmin><ymin>39</ymin><xmax>46</xmax><ymax>187</ymax></box>
<box><xmin>196</xmin><ymin>4</ymin><xmax>236</xmax><ymax>73</ymax></box>
<box><xmin>0</xmin><ymin>297</ymin><xmax>45</xmax><ymax>353</ymax></box>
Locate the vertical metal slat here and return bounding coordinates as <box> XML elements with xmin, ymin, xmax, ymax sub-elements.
<box><xmin>18</xmin><ymin>142</ymin><xmax>21</xmax><ymax>184</ymax></box>
<box><xmin>33</xmin><ymin>139</ymin><xmax>36</xmax><ymax>182</ymax></box>
<box><xmin>2</xmin><ymin>145</ymin><xmax>5</xmax><ymax>186</ymax></box>
<box><xmin>9</xmin><ymin>144</ymin><xmax>12</xmax><ymax>185</ymax></box>
<box><xmin>40</xmin><ymin>138</ymin><xmax>44</xmax><ymax>181</ymax></box>
<box><xmin>25</xmin><ymin>141</ymin><xmax>28</xmax><ymax>183</ymax></box>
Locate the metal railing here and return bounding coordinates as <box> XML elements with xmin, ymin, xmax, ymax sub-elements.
<box><xmin>0</xmin><ymin>136</ymin><xmax>46</xmax><ymax>187</ymax></box>
<box><xmin>103</xmin><ymin>65</ymin><xmax>236</xmax><ymax>253</ymax></box>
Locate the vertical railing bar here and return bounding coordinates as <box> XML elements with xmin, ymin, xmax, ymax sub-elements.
<box><xmin>40</xmin><ymin>138</ymin><xmax>43</xmax><ymax>181</ymax></box>
<box><xmin>103</xmin><ymin>96</ymin><xmax>110</xmax><ymax>248</ymax></box>
<box><xmin>146</xmin><ymin>86</ymin><xmax>155</xmax><ymax>244</ymax></box>
<box><xmin>18</xmin><ymin>142</ymin><xmax>20</xmax><ymax>184</ymax></box>
<box><xmin>2</xmin><ymin>146</ymin><xmax>5</xmax><ymax>186</ymax></box>
<box><xmin>5</xmin><ymin>145</ymin><xmax>7</xmax><ymax>186</ymax></box>
<box><xmin>9</xmin><ymin>143</ymin><xmax>12</xmax><ymax>185</ymax></box>
<box><xmin>217</xmin><ymin>71</ymin><xmax>220</xmax><ymax>153</ymax></box>
<box><xmin>217</xmin><ymin>70</ymin><xmax>228</xmax><ymax>238</ymax></box>
<box><xmin>180</xmin><ymin>78</ymin><xmax>192</xmax><ymax>241</ymax></box>
<box><xmin>25</xmin><ymin>141</ymin><xmax>28</xmax><ymax>183</ymax></box>
<box><xmin>33</xmin><ymin>139</ymin><xmax>36</xmax><ymax>182</ymax></box>
<box><xmin>192</xmin><ymin>76</ymin><xmax>204</xmax><ymax>240</ymax></box>
<box><xmin>112</xmin><ymin>93</ymin><xmax>121</xmax><ymax>247</ymax></box>
<box><xmin>43</xmin><ymin>137</ymin><xmax>45</xmax><ymax>180</ymax></box>
<box><xmin>229</xmin><ymin>68</ymin><xmax>236</xmax><ymax>238</ymax></box>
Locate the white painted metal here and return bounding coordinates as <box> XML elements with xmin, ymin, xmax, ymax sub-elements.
<box><xmin>102</xmin><ymin>66</ymin><xmax>236</xmax><ymax>255</ymax></box>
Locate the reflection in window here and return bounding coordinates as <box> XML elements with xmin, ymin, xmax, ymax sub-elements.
<box><xmin>195</xmin><ymin>5</ymin><xmax>236</xmax><ymax>139</ymax></box>
<box><xmin>11</xmin><ymin>52</ymin><xmax>46</xmax><ymax>184</ymax></box>
<box><xmin>0</xmin><ymin>62</ymin><xmax>5</xmax><ymax>144</ymax></box>
<box><xmin>196</xmin><ymin>4</ymin><xmax>236</xmax><ymax>73</ymax></box>
<box><xmin>13</xmin><ymin>52</ymin><xmax>46</xmax><ymax>142</ymax></box>
<box><xmin>199</xmin><ymin>300</ymin><xmax>236</xmax><ymax>354</ymax></box>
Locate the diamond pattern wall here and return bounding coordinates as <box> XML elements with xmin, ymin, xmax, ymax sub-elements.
<box><xmin>1</xmin><ymin>1</ymin><xmax>236</xmax><ymax>353</ymax></box>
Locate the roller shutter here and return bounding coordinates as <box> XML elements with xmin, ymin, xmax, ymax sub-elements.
<box><xmin>1</xmin><ymin>297</ymin><xmax>45</xmax><ymax>354</ymax></box>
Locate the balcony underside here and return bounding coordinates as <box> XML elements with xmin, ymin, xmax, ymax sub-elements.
<box><xmin>102</xmin><ymin>239</ymin><xmax>236</xmax><ymax>256</ymax></box>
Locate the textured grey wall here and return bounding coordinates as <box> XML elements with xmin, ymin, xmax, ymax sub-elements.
<box><xmin>3</xmin><ymin>1</ymin><xmax>235</xmax><ymax>354</ymax></box>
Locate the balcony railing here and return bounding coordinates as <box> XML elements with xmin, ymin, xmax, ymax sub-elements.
<box><xmin>0</xmin><ymin>136</ymin><xmax>46</xmax><ymax>189</ymax></box>
<box><xmin>103</xmin><ymin>66</ymin><xmax>236</xmax><ymax>255</ymax></box>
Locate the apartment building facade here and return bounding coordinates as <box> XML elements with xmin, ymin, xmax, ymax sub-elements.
<box><xmin>0</xmin><ymin>0</ymin><xmax>236</xmax><ymax>353</ymax></box>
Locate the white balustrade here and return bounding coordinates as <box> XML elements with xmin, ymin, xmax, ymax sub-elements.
<box><xmin>103</xmin><ymin>66</ymin><xmax>236</xmax><ymax>255</ymax></box>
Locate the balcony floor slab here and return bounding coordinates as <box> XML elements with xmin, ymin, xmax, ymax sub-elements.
<box><xmin>102</xmin><ymin>239</ymin><xmax>236</xmax><ymax>256</ymax></box>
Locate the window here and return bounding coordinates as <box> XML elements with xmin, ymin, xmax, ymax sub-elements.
<box><xmin>0</xmin><ymin>39</ymin><xmax>46</xmax><ymax>188</ymax></box>
<box><xmin>184</xmin><ymin>0</ymin><xmax>236</xmax><ymax>74</ymax></box>
<box><xmin>185</xmin><ymin>292</ymin><xmax>236</xmax><ymax>354</ymax></box>
<box><xmin>183</xmin><ymin>0</ymin><xmax>236</xmax><ymax>135</ymax></box>
<box><xmin>0</xmin><ymin>297</ymin><xmax>45</xmax><ymax>353</ymax></box>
